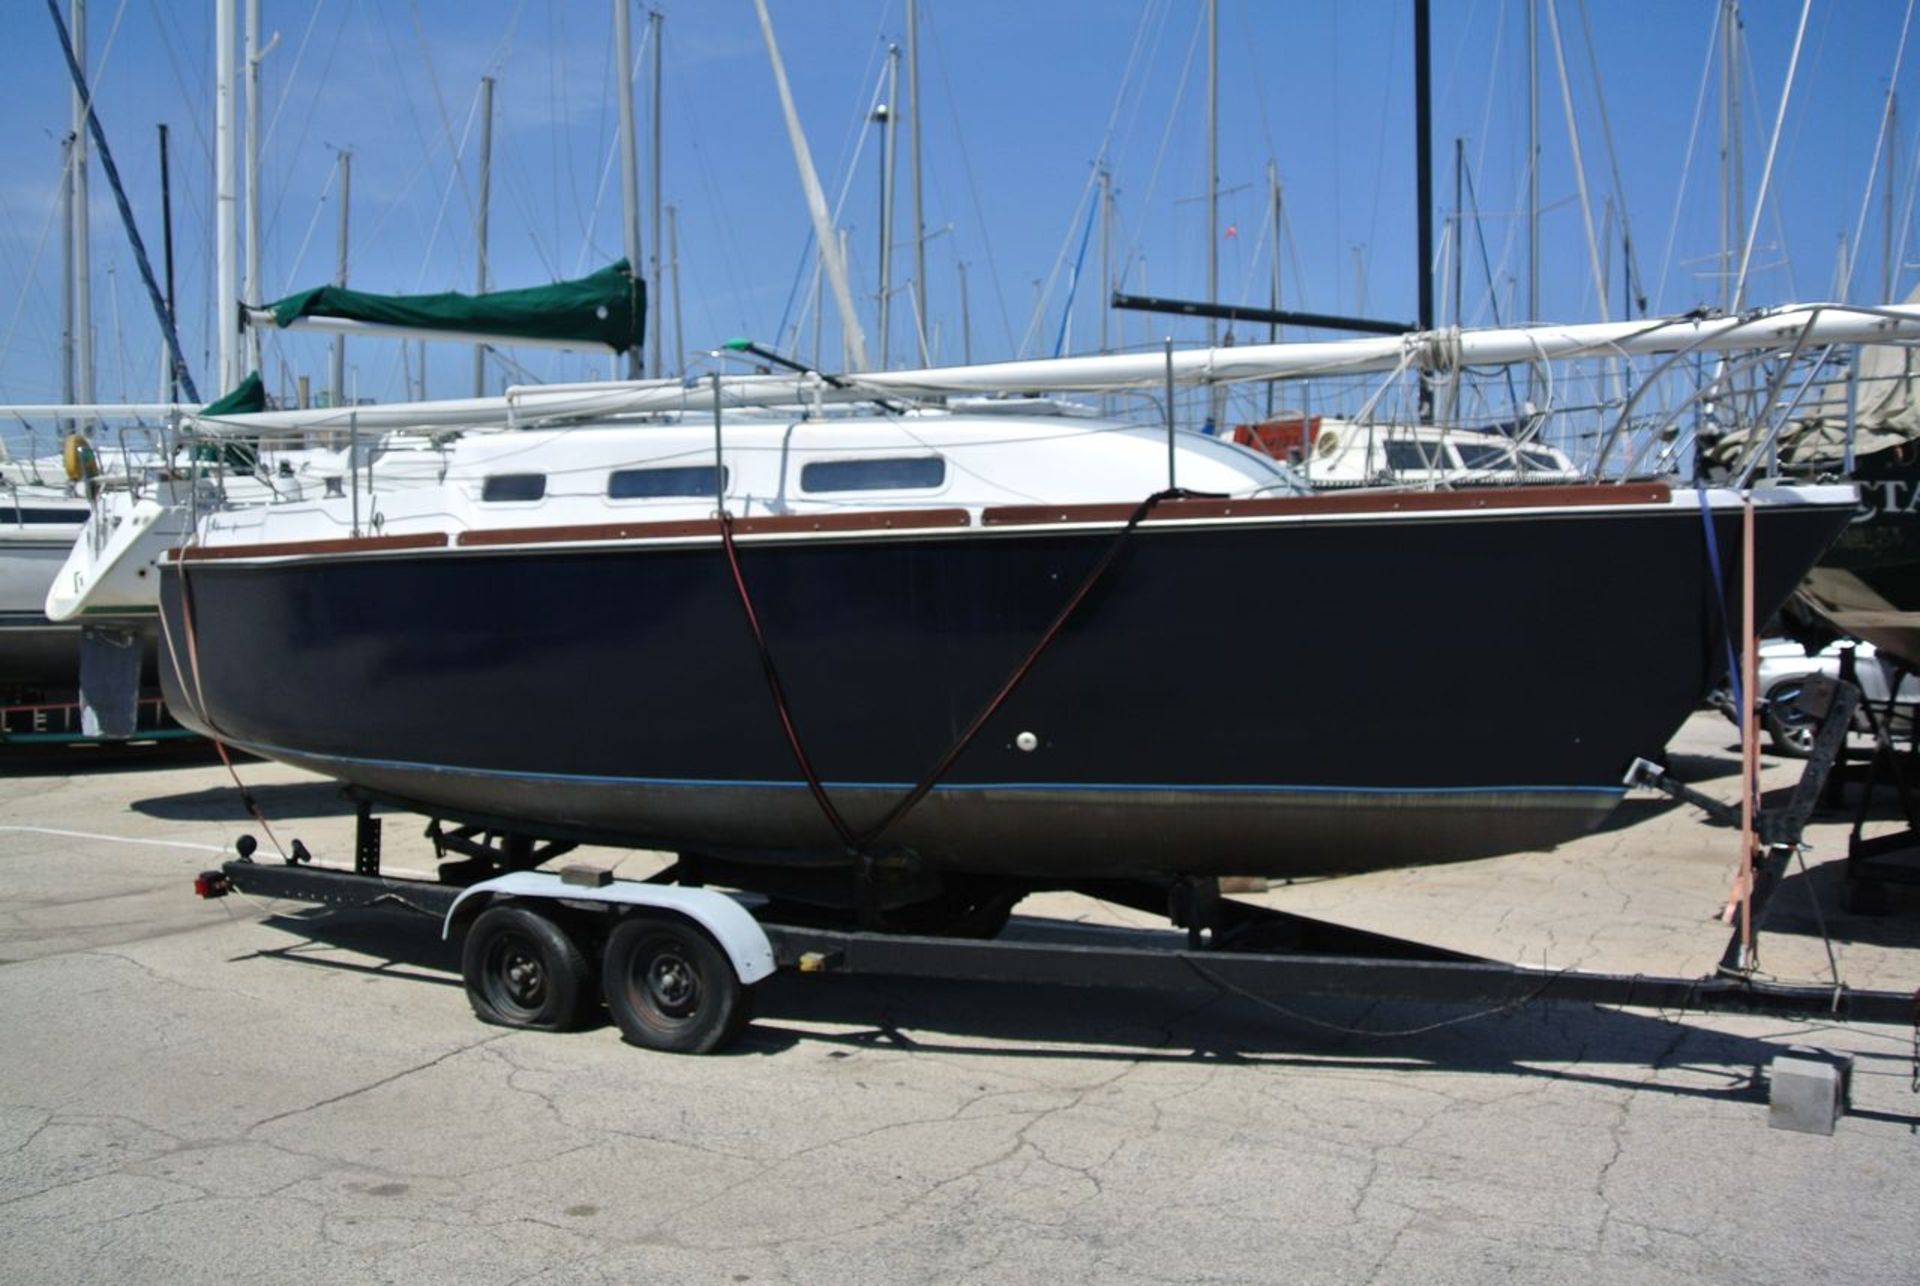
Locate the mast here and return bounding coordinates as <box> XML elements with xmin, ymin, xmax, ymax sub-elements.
<box><xmin>473</xmin><ymin>75</ymin><xmax>494</xmax><ymax>397</ymax></box>
<box><xmin>1527</xmin><ymin>0</ymin><xmax>1539</xmax><ymax>324</ymax></box>
<box><xmin>649</xmin><ymin>9</ymin><xmax>664</xmax><ymax>381</ymax></box>
<box><xmin>60</xmin><ymin>133</ymin><xmax>75</xmax><ymax>433</ymax></box>
<box><xmin>1206</xmin><ymin>0</ymin><xmax>1221</xmax><ymax>430</ymax></box>
<box><xmin>668</xmin><ymin>203</ymin><xmax>684</xmax><ymax>378</ymax></box>
<box><xmin>958</xmin><ymin>259</ymin><xmax>971</xmax><ymax>364</ymax></box>
<box><xmin>1415</xmin><ymin>0</ymin><xmax>1434</xmax><ymax>420</ymax></box>
<box><xmin>1267</xmin><ymin>160</ymin><xmax>1281</xmax><ymax>421</ymax></box>
<box><xmin>215</xmin><ymin>0</ymin><xmax>239</xmax><ymax>394</ymax></box>
<box><xmin>753</xmin><ymin>0</ymin><xmax>869</xmax><ymax>370</ymax></box>
<box><xmin>243</xmin><ymin>0</ymin><xmax>262</xmax><ymax>376</ymax></box>
<box><xmin>906</xmin><ymin>0</ymin><xmax>927</xmax><ymax>363</ymax></box>
<box><xmin>159</xmin><ymin>125</ymin><xmax>178</xmax><ymax>404</ymax></box>
<box><xmin>330</xmin><ymin>150</ymin><xmax>349</xmax><ymax>408</ymax></box>
<box><xmin>1887</xmin><ymin>92</ymin><xmax>1899</xmax><ymax>302</ymax></box>
<box><xmin>71</xmin><ymin>0</ymin><xmax>93</xmax><ymax>417</ymax></box>
<box><xmin>1098</xmin><ymin>167</ymin><xmax>1113</xmax><ymax>357</ymax></box>
<box><xmin>876</xmin><ymin>44</ymin><xmax>899</xmax><ymax>368</ymax></box>
<box><xmin>615</xmin><ymin>0</ymin><xmax>642</xmax><ymax>379</ymax></box>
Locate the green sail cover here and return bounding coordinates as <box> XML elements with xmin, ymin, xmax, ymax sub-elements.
<box><xmin>268</xmin><ymin>260</ymin><xmax>645</xmax><ymax>353</ymax></box>
<box><xmin>199</xmin><ymin>370</ymin><xmax>267</xmax><ymax>417</ymax></box>
<box><xmin>195</xmin><ymin>370</ymin><xmax>266</xmax><ymax>469</ymax></box>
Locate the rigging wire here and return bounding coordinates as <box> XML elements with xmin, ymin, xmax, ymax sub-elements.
<box><xmin>1732</xmin><ymin>0</ymin><xmax>1811</xmax><ymax>310</ymax></box>
<box><xmin>1653</xmin><ymin>3</ymin><xmax>1724</xmax><ymax>314</ymax></box>
<box><xmin>1844</xmin><ymin>0</ymin><xmax>1914</xmax><ymax>301</ymax></box>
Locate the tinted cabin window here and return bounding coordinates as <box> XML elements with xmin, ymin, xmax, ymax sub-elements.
<box><xmin>609</xmin><ymin>465</ymin><xmax>727</xmax><ymax>499</ymax></box>
<box><xmin>482</xmin><ymin>473</ymin><xmax>546</xmax><ymax>502</ymax></box>
<box><xmin>799</xmin><ymin>456</ymin><xmax>946</xmax><ymax>493</ymax></box>
<box><xmin>1383</xmin><ymin>442</ymin><xmax>1450</xmax><ymax>471</ymax></box>
<box><xmin>1455</xmin><ymin>444</ymin><xmax>1512</xmax><ymax>470</ymax></box>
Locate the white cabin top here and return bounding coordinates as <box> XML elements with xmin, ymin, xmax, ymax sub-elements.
<box><xmin>197</xmin><ymin>412</ymin><xmax>1306</xmax><ymax>546</ymax></box>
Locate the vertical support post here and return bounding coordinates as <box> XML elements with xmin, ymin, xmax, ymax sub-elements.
<box><xmin>348</xmin><ymin>410</ymin><xmax>360</xmax><ymax>538</ymax></box>
<box><xmin>711</xmin><ymin>372</ymin><xmax>725</xmax><ymax>517</ymax></box>
<box><xmin>1164</xmin><ymin>337</ymin><xmax>1177</xmax><ymax>491</ymax></box>
<box><xmin>353</xmin><ymin>801</ymin><xmax>382</xmax><ymax>877</ymax></box>
<box><xmin>473</xmin><ymin>75</ymin><xmax>494</xmax><ymax>397</ymax></box>
<box><xmin>1737</xmin><ymin>496</ymin><xmax>1758</xmax><ymax>965</ymax></box>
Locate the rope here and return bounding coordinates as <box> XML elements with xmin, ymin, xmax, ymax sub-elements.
<box><xmin>163</xmin><ymin>556</ymin><xmax>291</xmax><ymax>861</ymax></box>
<box><xmin>1694</xmin><ymin>486</ymin><xmax>1745</xmax><ymax>738</ymax></box>
<box><xmin>1179</xmin><ymin>954</ymin><xmax>1575</xmax><ymax>1039</ymax></box>
<box><xmin>716</xmin><ymin>510</ymin><xmax>859</xmax><ymax>851</ymax></box>
<box><xmin>720</xmin><ymin>488</ymin><xmax>1199</xmax><ymax>859</ymax></box>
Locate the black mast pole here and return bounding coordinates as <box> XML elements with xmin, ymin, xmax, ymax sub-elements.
<box><xmin>158</xmin><ymin>123</ymin><xmax>177</xmax><ymax>404</ymax></box>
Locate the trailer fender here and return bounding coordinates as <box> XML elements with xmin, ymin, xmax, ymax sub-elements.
<box><xmin>442</xmin><ymin>872</ymin><xmax>776</xmax><ymax>985</ymax></box>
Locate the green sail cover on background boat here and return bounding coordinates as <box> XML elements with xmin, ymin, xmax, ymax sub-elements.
<box><xmin>267</xmin><ymin>260</ymin><xmax>645</xmax><ymax>353</ymax></box>
<box><xmin>196</xmin><ymin>370</ymin><xmax>267</xmax><ymax>468</ymax></box>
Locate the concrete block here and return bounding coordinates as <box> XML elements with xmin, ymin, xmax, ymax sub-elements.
<box><xmin>1768</xmin><ymin>1050</ymin><xmax>1853</xmax><ymax>1135</ymax></box>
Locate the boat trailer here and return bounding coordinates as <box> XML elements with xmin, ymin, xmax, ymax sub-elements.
<box><xmin>192</xmin><ymin>682</ymin><xmax>1916</xmax><ymax>1129</ymax></box>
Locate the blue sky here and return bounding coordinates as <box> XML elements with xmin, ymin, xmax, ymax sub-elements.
<box><xmin>2</xmin><ymin>0</ymin><xmax>1918</xmax><ymax>429</ymax></box>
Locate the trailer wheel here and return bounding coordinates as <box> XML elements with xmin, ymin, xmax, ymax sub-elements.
<box><xmin>462</xmin><ymin>904</ymin><xmax>593</xmax><ymax>1031</ymax></box>
<box><xmin>601</xmin><ymin>914</ymin><xmax>751</xmax><ymax>1054</ymax></box>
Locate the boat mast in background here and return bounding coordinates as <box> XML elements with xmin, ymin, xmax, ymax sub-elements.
<box><xmin>754</xmin><ymin>0</ymin><xmax>869</xmax><ymax>372</ymax></box>
<box><xmin>215</xmin><ymin>0</ymin><xmax>239</xmax><ymax>395</ymax></box>
<box><xmin>615</xmin><ymin>0</ymin><xmax>642</xmax><ymax>380</ymax></box>
<box><xmin>330</xmin><ymin>150</ymin><xmax>350</xmax><ymax>408</ymax></box>
<box><xmin>649</xmin><ymin>8</ymin><xmax>663</xmax><ymax>381</ymax></box>
<box><xmin>473</xmin><ymin>76</ymin><xmax>494</xmax><ymax>397</ymax></box>
<box><xmin>907</xmin><ymin>0</ymin><xmax>928</xmax><ymax>364</ymax></box>
<box><xmin>70</xmin><ymin>0</ymin><xmax>93</xmax><ymax>426</ymax></box>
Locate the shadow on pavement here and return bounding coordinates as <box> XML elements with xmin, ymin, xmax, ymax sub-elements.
<box><xmin>134</xmin><ymin>779</ymin><xmax>361</xmax><ymax>823</ymax></box>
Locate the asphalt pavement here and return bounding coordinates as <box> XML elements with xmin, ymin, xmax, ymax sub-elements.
<box><xmin>1</xmin><ymin>712</ymin><xmax>1917</xmax><ymax>1284</ymax></box>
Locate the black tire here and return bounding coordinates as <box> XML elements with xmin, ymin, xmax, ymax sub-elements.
<box><xmin>462</xmin><ymin>904</ymin><xmax>594</xmax><ymax>1031</ymax></box>
<box><xmin>1763</xmin><ymin>680</ymin><xmax>1817</xmax><ymax>758</ymax></box>
<box><xmin>602</xmin><ymin>915</ymin><xmax>751</xmax><ymax>1054</ymax></box>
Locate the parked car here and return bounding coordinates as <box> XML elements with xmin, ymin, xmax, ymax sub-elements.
<box><xmin>1733</xmin><ymin>638</ymin><xmax>1920</xmax><ymax>756</ymax></box>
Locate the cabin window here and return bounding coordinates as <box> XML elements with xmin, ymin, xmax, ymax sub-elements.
<box><xmin>799</xmin><ymin>456</ymin><xmax>946</xmax><ymax>493</ymax></box>
<box><xmin>481</xmin><ymin>473</ymin><xmax>547</xmax><ymax>502</ymax></box>
<box><xmin>608</xmin><ymin>465</ymin><xmax>728</xmax><ymax>499</ymax></box>
<box><xmin>1455</xmin><ymin>444</ymin><xmax>1513</xmax><ymax>470</ymax></box>
<box><xmin>1383</xmin><ymin>442</ymin><xmax>1450</xmax><ymax>471</ymax></box>
<box><xmin>1518</xmin><ymin>449</ymin><xmax>1563</xmax><ymax>472</ymax></box>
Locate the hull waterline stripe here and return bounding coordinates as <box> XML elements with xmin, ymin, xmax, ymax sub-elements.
<box><xmin>227</xmin><ymin>737</ymin><xmax>1623</xmax><ymax>800</ymax></box>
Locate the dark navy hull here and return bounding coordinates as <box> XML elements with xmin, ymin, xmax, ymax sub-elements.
<box><xmin>159</xmin><ymin>495</ymin><xmax>1847</xmax><ymax>879</ymax></box>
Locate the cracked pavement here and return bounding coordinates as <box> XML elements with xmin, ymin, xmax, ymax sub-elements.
<box><xmin>1</xmin><ymin>713</ymin><xmax>1918</xmax><ymax>1283</ymax></box>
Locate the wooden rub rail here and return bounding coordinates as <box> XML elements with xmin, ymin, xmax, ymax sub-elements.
<box><xmin>981</xmin><ymin>482</ymin><xmax>1674</xmax><ymax>527</ymax></box>
<box><xmin>171</xmin><ymin>532</ymin><xmax>450</xmax><ymax>561</ymax></box>
<box><xmin>454</xmin><ymin>508</ymin><xmax>974</xmax><ymax>548</ymax></box>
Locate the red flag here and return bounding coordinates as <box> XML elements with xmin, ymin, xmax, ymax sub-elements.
<box><xmin>1224</xmin><ymin>224</ymin><xmax>1238</xmax><ymax>239</ymax></box>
